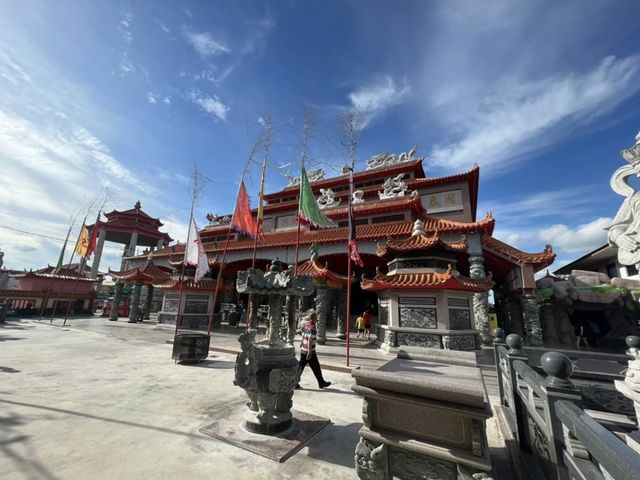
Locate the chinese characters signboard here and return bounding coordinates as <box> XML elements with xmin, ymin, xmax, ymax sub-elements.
<box><xmin>420</xmin><ymin>189</ymin><xmax>463</xmax><ymax>214</ymax></box>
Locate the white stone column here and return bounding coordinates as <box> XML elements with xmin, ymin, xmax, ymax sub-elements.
<box><xmin>520</xmin><ymin>294</ymin><xmax>543</xmax><ymax>345</ymax></box>
<box><xmin>109</xmin><ymin>283</ymin><xmax>123</xmax><ymax>321</ymax></box>
<box><xmin>121</xmin><ymin>232</ymin><xmax>138</xmax><ymax>270</ymax></box>
<box><xmin>314</xmin><ymin>282</ymin><xmax>329</xmax><ymax>344</ymax></box>
<box><xmin>157</xmin><ymin>238</ymin><xmax>164</xmax><ymax>249</ymax></box>
<box><xmin>128</xmin><ymin>281</ymin><xmax>142</xmax><ymax>323</ymax></box>
<box><xmin>90</xmin><ymin>228</ymin><xmax>107</xmax><ymax>279</ymax></box>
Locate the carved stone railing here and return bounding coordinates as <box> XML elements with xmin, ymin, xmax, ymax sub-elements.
<box><xmin>493</xmin><ymin>329</ymin><xmax>640</xmax><ymax>480</ymax></box>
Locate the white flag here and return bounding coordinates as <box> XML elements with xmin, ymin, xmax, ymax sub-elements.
<box><xmin>184</xmin><ymin>217</ymin><xmax>209</xmax><ymax>283</ymax></box>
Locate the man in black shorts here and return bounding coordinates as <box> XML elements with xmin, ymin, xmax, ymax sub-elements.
<box><xmin>296</xmin><ymin>310</ymin><xmax>331</xmax><ymax>389</ymax></box>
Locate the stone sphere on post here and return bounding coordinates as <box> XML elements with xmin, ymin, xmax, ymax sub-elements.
<box><xmin>506</xmin><ymin>333</ymin><xmax>523</xmax><ymax>354</ymax></box>
<box><xmin>493</xmin><ymin>328</ymin><xmax>505</xmax><ymax>343</ymax></box>
<box><xmin>625</xmin><ymin>335</ymin><xmax>640</xmax><ymax>350</ymax></box>
<box><xmin>541</xmin><ymin>351</ymin><xmax>573</xmax><ymax>388</ymax></box>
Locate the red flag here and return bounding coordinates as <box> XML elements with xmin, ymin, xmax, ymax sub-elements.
<box><xmin>232</xmin><ymin>181</ymin><xmax>258</xmax><ymax>238</ymax></box>
<box><xmin>349</xmin><ymin>240</ymin><xmax>364</xmax><ymax>267</ymax></box>
<box><xmin>86</xmin><ymin>211</ymin><xmax>101</xmax><ymax>258</ymax></box>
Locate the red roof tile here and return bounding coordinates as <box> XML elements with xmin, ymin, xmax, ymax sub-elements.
<box><xmin>361</xmin><ymin>265</ymin><xmax>494</xmax><ymax>292</ymax></box>
<box><xmin>482</xmin><ymin>235</ymin><xmax>555</xmax><ymax>271</ymax></box>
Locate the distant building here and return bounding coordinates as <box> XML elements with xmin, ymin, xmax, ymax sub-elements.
<box><xmin>554</xmin><ymin>244</ymin><xmax>638</xmax><ymax>280</ymax></box>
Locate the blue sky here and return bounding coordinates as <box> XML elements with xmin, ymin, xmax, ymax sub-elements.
<box><xmin>1</xmin><ymin>0</ymin><xmax>640</xmax><ymax>273</ymax></box>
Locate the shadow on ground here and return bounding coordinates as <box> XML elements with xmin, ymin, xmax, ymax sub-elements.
<box><xmin>305</xmin><ymin>421</ymin><xmax>361</xmax><ymax>468</ymax></box>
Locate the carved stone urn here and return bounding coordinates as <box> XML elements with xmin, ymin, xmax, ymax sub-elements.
<box><xmin>234</xmin><ymin>260</ymin><xmax>314</xmax><ymax>434</ymax></box>
<box><xmin>614</xmin><ymin>335</ymin><xmax>640</xmax><ymax>429</ymax></box>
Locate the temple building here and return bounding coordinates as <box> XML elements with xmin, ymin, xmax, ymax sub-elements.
<box><xmin>124</xmin><ymin>147</ymin><xmax>555</xmax><ymax>347</ymax></box>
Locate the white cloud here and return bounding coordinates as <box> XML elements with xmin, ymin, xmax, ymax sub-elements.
<box><xmin>0</xmin><ymin>49</ymin><xmax>164</xmax><ymax>271</ymax></box>
<box><xmin>348</xmin><ymin>76</ymin><xmax>410</xmax><ymax>125</ymax></box>
<box><xmin>184</xmin><ymin>29</ymin><xmax>230</xmax><ymax>57</ymax></box>
<box><xmin>429</xmin><ymin>55</ymin><xmax>640</xmax><ymax>174</ymax></box>
<box><xmin>163</xmin><ymin>96</ymin><xmax>171</xmax><ymax>105</ymax></box>
<box><xmin>188</xmin><ymin>91</ymin><xmax>230</xmax><ymax>121</ymax></box>
<box><xmin>118</xmin><ymin>10</ymin><xmax>135</xmax><ymax>75</ymax></box>
<box><xmin>147</xmin><ymin>92</ymin><xmax>157</xmax><ymax>104</ymax></box>
<box><xmin>539</xmin><ymin>217</ymin><xmax>612</xmax><ymax>254</ymax></box>
<box><xmin>156</xmin><ymin>19</ymin><xmax>170</xmax><ymax>34</ymax></box>
<box><xmin>479</xmin><ymin>187</ymin><xmax>603</xmax><ymax>222</ymax></box>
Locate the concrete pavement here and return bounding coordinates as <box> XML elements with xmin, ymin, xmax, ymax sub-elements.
<box><xmin>0</xmin><ymin>316</ymin><xmax>510</xmax><ymax>479</ymax></box>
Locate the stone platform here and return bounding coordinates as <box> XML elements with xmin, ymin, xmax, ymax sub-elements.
<box><xmin>201</xmin><ymin>401</ymin><xmax>331</xmax><ymax>462</ymax></box>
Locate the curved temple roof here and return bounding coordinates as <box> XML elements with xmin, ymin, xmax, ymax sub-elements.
<box><xmin>109</xmin><ymin>257</ymin><xmax>174</xmax><ymax>283</ymax></box>
<box><xmin>482</xmin><ymin>235</ymin><xmax>555</xmax><ymax>272</ymax></box>
<box><xmin>295</xmin><ymin>258</ymin><xmax>354</xmax><ymax>287</ymax></box>
<box><xmin>377</xmin><ymin>230</ymin><xmax>468</xmax><ymax>257</ymax></box>
<box><xmin>360</xmin><ymin>265</ymin><xmax>494</xmax><ymax>292</ymax></box>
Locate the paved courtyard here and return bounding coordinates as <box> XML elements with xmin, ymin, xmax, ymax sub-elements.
<box><xmin>0</xmin><ymin>318</ymin><xmax>367</xmax><ymax>480</ymax></box>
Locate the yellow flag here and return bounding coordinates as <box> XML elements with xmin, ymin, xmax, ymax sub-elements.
<box><xmin>74</xmin><ymin>225</ymin><xmax>90</xmax><ymax>257</ymax></box>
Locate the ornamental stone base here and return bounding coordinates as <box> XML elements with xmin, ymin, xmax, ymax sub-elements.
<box><xmin>234</xmin><ymin>332</ymin><xmax>299</xmax><ymax>435</ymax></box>
<box><xmin>352</xmin><ymin>349</ymin><xmax>493</xmax><ymax>480</ymax></box>
<box><xmin>377</xmin><ymin>326</ymin><xmax>479</xmax><ymax>352</ymax></box>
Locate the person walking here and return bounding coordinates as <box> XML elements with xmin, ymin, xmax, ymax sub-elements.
<box><xmin>363</xmin><ymin>308</ymin><xmax>372</xmax><ymax>340</ymax></box>
<box><xmin>355</xmin><ymin>314</ymin><xmax>365</xmax><ymax>338</ymax></box>
<box><xmin>296</xmin><ymin>310</ymin><xmax>331</xmax><ymax>389</ymax></box>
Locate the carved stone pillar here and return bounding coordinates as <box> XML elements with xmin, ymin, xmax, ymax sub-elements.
<box><xmin>109</xmin><ymin>282</ymin><xmax>123</xmax><ymax>321</ymax></box>
<box><xmin>143</xmin><ymin>284</ymin><xmax>154</xmax><ymax>320</ymax></box>
<box><xmin>469</xmin><ymin>255</ymin><xmax>491</xmax><ymax>346</ymax></box>
<box><xmin>268</xmin><ymin>295</ymin><xmax>283</xmax><ymax>344</ymax></box>
<box><xmin>248</xmin><ymin>294</ymin><xmax>260</xmax><ymax>330</ymax></box>
<box><xmin>90</xmin><ymin>227</ymin><xmax>106</xmax><ymax>279</ymax></box>
<box><xmin>336</xmin><ymin>287</ymin><xmax>347</xmax><ymax>340</ymax></box>
<box><xmin>520</xmin><ymin>294</ymin><xmax>543</xmax><ymax>345</ymax></box>
<box><xmin>315</xmin><ymin>282</ymin><xmax>329</xmax><ymax>344</ymax></box>
<box><xmin>128</xmin><ymin>281</ymin><xmax>142</xmax><ymax>323</ymax></box>
<box><xmin>285</xmin><ymin>295</ymin><xmax>297</xmax><ymax>345</ymax></box>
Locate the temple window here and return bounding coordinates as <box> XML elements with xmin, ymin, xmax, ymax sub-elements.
<box><xmin>372</xmin><ymin>214</ymin><xmax>405</xmax><ymax>224</ymax></box>
<box><xmin>448</xmin><ymin>297</ymin><xmax>472</xmax><ymax>329</ymax></box>
<box><xmin>163</xmin><ymin>294</ymin><xmax>179</xmax><ymax>313</ymax></box>
<box><xmin>275</xmin><ymin>214</ymin><xmax>298</xmax><ymax>231</ymax></box>
<box><xmin>338</xmin><ymin>218</ymin><xmax>368</xmax><ymax>228</ymax></box>
<box><xmin>184</xmin><ymin>294</ymin><xmax>209</xmax><ymax>314</ymax></box>
<box><xmin>606</xmin><ymin>263</ymin><xmax>618</xmax><ymax>278</ymax></box>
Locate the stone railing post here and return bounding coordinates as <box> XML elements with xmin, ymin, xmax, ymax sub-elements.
<box><xmin>540</xmin><ymin>351</ymin><xmax>582</xmax><ymax>480</ymax></box>
<box><xmin>493</xmin><ymin>328</ymin><xmax>507</xmax><ymax>406</ymax></box>
<box><xmin>504</xmin><ymin>334</ymin><xmax>528</xmax><ymax>441</ymax></box>
<box><xmin>615</xmin><ymin>335</ymin><xmax>640</xmax><ymax>430</ymax></box>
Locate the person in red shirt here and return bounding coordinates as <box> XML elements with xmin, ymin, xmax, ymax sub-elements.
<box><xmin>363</xmin><ymin>308</ymin><xmax>372</xmax><ymax>340</ymax></box>
<box><xmin>296</xmin><ymin>310</ymin><xmax>331</xmax><ymax>389</ymax></box>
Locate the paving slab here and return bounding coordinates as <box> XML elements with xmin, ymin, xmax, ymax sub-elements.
<box><xmin>0</xmin><ymin>319</ymin><xmax>364</xmax><ymax>480</ymax></box>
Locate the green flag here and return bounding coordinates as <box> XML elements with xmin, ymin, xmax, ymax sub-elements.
<box><xmin>55</xmin><ymin>225</ymin><xmax>72</xmax><ymax>273</ymax></box>
<box><xmin>297</xmin><ymin>167</ymin><xmax>335</xmax><ymax>228</ymax></box>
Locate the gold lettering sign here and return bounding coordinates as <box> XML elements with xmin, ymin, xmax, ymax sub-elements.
<box><xmin>420</xmin><ymin>190</ymin><xmax>463</xmax><ymax>213</ymax></box>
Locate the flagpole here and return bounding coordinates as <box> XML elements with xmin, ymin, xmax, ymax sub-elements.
<box><xmin>207</xmin><ymin>145</ymin><xmax>258</xmax><ymax>336</ymax></box>
<box><xmin>42</xmin><ymin>223</ymin><xmax>72</xmax><ymax>320</ymax></box>
<box><xmin>63</xmin><ymin>209</ymin><xmax>101</xmax><ymax>326</ymax></box>
<box><xmin>62</xmin><ymin>256</ymin><xmax>86</xmax><ymax>326</ymax></box>
<box><xmin>294</xmin><ymin>106</ymin><xmax>312</xmax><ymax>276</ymax></box>
<box><xmin>174</xmin><ymin>200</ymin><xmax>196</xmax><ymax>338</ymax></box>
<box><xmin>345</xmin><ymin>166</ymin><xmax>354</xmax><ymax>367</ymax></box>
<box><xmin>50</xmin><ymin>215</ymin><xmax>88</xmax><ymax>323</ymax></box>
<box><xmin>247</xmin><ymin>151</ymin><xmax>268</xmax><ymax>331</ymax></box>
